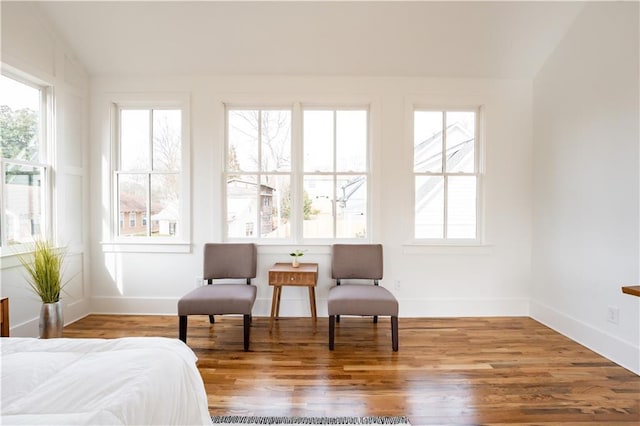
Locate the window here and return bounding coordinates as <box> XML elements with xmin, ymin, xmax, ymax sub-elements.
<box><xmin>116</xmin><ymin>107</ymin><xmax>183</xmax><ymax>239</ymax></box>
<box><xmin>414</xmin><ymin>109</ymin><xmax>479</xmax><ymax>241</ymax></box>
<box><xmin>224</xmin><ymin>105</ymin><xmax>369</xmax><ymax>242</ymax></box>
<box><xmin>226</xmin><ymin>108</ymin><xmax>292</xmax><ymax>240</ymax></box>
<box><xmin>0</xmin><ymin>74</ymin><xmax>50</xmax><ymax>248</ymax></box>
<box><xmin>303</xmin><ymin>109</ymin><xmax>368</xmax><ymax>239</ymax></box>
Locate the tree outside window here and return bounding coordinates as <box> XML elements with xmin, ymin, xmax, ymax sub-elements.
<box><xmin>225</xmin><ymin>106</ymin><xmax>370</xmax><ymax>242</ymax></box>
<box><xmin>0</xmin><ymin>74</ymin><xmax>47</xmax><ymax>247</ymax></box>
<box><xmin>117</xmin><ymin>108</ymin><xmax>182</xmax><ymax>238</ymax></box>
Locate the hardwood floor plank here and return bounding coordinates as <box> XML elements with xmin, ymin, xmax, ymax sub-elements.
<box><xmin>63</xmin><ymin>315</ymin><xmax>640</xmax><ymax>425</ymax></box>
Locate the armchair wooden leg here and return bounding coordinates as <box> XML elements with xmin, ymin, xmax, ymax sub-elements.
<box><xmin>373</xmin><ymin>315</ymin><xmax>378</xmax><ymax>324</ymax></box>
<box><xmin>179</xmin><ymin>316</ymin><xmax>188</xmax><ymax>343</ymax></box>
<box><xmin>209</xmin><ymin>315</ymin><xmax>215</xmax><ymax>324</ymax></box>
<box><xmin>243</xmin><ymin>314</ymin><xmax>251</xmax><ymax>352</ymax></box>
<box><xmin>336</xmin><ymin>314</ymin><xmax>340</xmax><ymax>323</ymax></box>
<box><xmin>391</xmin><ymin>316</ymin><xmax>398</xmax><ymax>352</ymax></box>
<box><xmin>329</xmin><ymin>315</ymin><xmax>336</xmax><ymax>350</ymax></box>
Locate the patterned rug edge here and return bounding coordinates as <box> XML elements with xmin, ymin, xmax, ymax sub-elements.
<box><xmin>210</xmin><ymin>416</ymin><xmax>411</xmax><ymax>425</ymax></box>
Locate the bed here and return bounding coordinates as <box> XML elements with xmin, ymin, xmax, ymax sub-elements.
<box><xmin>1</xmin><ymin>336</ymin><xmax>213</xmax><ymax>425</ymax></box>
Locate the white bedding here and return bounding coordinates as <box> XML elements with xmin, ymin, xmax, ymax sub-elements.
<box><xmin>1</xmin><ymin>337</ymin><xmax>213</xmax><ymax>425</ymax></box>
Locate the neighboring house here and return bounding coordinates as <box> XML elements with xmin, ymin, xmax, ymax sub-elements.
<box><xmin>152</xmin><ymin>202</ymin><xmax>179</xmax><ymax>236</ymax></box>
<box><xmin>118</xmin><ymin>193</ymin><xmax>152</xmax><ymax>237</ymax></box>
<box><xmin>415</xmin><ymin>121</ymin><xmax>475</xmax><ymax>237</ymax></box>
<box><xmin>227</xmin><ymin>178</ymin><xmax>275</xmax><ymax>237</ymax></box>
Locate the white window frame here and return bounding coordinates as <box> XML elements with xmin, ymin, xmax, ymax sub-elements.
<box><xmin>300</xmin><ymin>105</ymin><xmax>371</xmax><ymax>243</ymax></box>
<box><xmin>103</xmin><ymin>94</ymin><xmax>191</xmax><ymax>253</ymax></box>
<box><xmin>411</xmin><ymin>105</ymin><xmax>484</xmax><ymax>246</ymax></box>
<box><xmin>224</xmin><ymin>105</ymin><xmax>294</xmax><ymax>243</ymax></box>
<box><xmin>223</xmin><ymin>101</ymin><xmax>373</xmax><ymax>244</ymax></box>
<box><xmin>0</xmin><ymin>70</ymin><xmax>53</xmax><ymax>255</ymax></box>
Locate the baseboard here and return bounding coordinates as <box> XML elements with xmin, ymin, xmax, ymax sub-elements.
<box><xmin>530</xmin><ymin>300</ymin><xmax>640</xmax><ymax>375</ymax></box>
<box><xmin>91</xmin><ymin>296</ymin><xmax>531</xmax><ymax>318</ymax></box>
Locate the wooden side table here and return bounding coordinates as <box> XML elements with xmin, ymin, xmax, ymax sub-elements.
<box><xmin>268</xmin><ymin>262</ymin><xmax>318</xmax><ymax>330</ymax></box>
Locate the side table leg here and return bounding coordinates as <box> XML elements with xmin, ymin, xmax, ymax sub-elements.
<box><xmin>308</xmin><ymin>286</ymin><xmax>317</xmax><ymax>321</ymax></box>
<box><xmin>269</xmin><ymin>286</ymin><xmax>279</xmax><ymax>332</ymax></box>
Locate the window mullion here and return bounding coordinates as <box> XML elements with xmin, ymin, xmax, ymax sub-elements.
<box><xmin>149</xmin><ymin>109</ymin><xmax>155</xmax><ymax>172</ymax></box>
<box><xmin>442</xmin><ymin>112</ymin><xmax>448</xmax><ymax>239</ymax></box>
<box><xmin>332</xmin><ymin>110</ymin><xmax>338</xmax><ymax>239</ymax></box>
<box><xmin>256</xmin><ymin>110</ymin><xmax>263</xmax><ymax>239</ymax></box>
<box><xmin>146</xmin><ymin>172</ymin><xmax>152</xmax><ymax>237</ymax></box>
<box><xmin>292</xmin><ymin>103</ymin><xmax>302</xmax><ymax>243</ymax></box>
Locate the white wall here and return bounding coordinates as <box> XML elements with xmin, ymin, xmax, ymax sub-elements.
<box><xmin>532</xmin><ymin>2</ymin><xmax>640</xmax><ymax>374</ymax></box>
<box><xmin>0</xmin><ymin>2</ymin><xmax>91</xmax><ymax>336</ymax></box>
<box><xmin>88</xmin><ymin>75</ymin><xmax>533</xmax><ymax>319</ymax></box>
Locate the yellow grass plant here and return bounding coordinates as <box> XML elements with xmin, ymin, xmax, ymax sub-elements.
<box><xmin>17</xmin><ymin>239</ymin><xmax>66</xmax><ymax>304</ymax></box>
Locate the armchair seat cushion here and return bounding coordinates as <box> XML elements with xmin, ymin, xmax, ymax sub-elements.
<box><xmin>178</xmin><ymin>284</ymin><xmax>256</xmax><ymax>316</ymax></box>
<box><xmin>328</xmin><ymin>284</ymin><xmax>398</xmax><ymax>317</ymax></box>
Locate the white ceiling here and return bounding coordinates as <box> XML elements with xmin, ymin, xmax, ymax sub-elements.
<box><xmin>35</xmin><ymin>1</ymin><xmax>585</xmax><ymax>79</ymax></box>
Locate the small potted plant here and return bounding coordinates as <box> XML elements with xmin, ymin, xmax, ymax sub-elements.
<box><xmin>17</xmin><ymin>239</ymin><xmax>67</xmax><ymax>338</ymax></box>
<box><xmin>289</xmin><ymin>249</ymin><xmax>305</xmax><ymax>268</ymax></box>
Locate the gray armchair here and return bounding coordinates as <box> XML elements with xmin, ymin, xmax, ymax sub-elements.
<box><xmin>178</xmin><ymin>243</ymin><xmax>257</xmax><ymax>351</ymax></box>
<box><xmin>328</xmin><ymin>244</ymin><xmax>399</xmax><ymax>351</ymax></box>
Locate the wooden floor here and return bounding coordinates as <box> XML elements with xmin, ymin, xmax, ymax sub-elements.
<box><xmin>63</xmin><ymin>315</ymin><xmax>640</xmax><ymax>425</ymax></box>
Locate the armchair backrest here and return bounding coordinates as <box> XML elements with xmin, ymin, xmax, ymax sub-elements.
<box><xmin>203</xmin><ymin>243</ymin><xmax>257</xmax><ymax>280</ymax></box>
<box><xmin>331</xmin><ymin>244</ymin><xmax>383</xmax><ymax>280</ymax></box>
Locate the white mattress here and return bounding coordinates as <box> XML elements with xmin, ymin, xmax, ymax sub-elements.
<box><xmin>1</xmin><ymin>337</ymin><xmax>213</xmax><ymax>425</ymax></box>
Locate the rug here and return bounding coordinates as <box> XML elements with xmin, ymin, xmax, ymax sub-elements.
<box><xmin>210</xmin><ymin>416</ymin><xmax>411</xmax><ymax>426</ymax></box>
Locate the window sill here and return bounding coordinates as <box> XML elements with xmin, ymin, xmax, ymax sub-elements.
<box><xmin>101</xmin><ymin>241</ymin><xmax>191</xmax><ymax>254</ymax></box>
<box><xmin>403</xmin><ymin>241</ymin><xmax>493</xmax><ymax>255</ymax></box>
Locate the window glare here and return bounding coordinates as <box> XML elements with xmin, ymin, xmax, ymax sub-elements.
<box><xmin>304</xmin><ymin>110</ymin><xmax>334</xmax><ymax>172</ymax></box>
<box><xmin>414</xmin><ymin>111</ymin><xmax>442</xmax><ymax>173</ymax></box>
<box><xmin>120</xmin><ymin>109</ymin><xmax>150</xmax><ymax>170</ymax></box>
<box><xmin>336</xmin><ymin>110</ymin><xmax>367</xmax><ymax>172</ymax></box>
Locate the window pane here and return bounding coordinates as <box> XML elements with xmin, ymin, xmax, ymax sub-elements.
<box><xmin>153</xmin><ymin>109</ymin><xmax>181</xmax><ymax>171</ymax></box>
<box><xmin>151</xmin><ymin>173</ymin><xmax>180</xmax><ymax>237</ymax></box>
<box><xmin>4</xmin><ymin>163</ymin><xmax>43</xmax><ymax>244</ymax></box>
<box><xmin>118</xmin><ymin>173</ymin><xmax>147</xmax><ymax>237</ymax></box>
<box><xmin>121</xmin><ymin>110</ymin><xmax>150</xmax><ymax>171</ymax></box>
<box><xmin>447</xmin><ymin>176</ymin><xmax>476</xmax><ymax>238</ymax></box>
<box><xmin>415</xmin><ymin>176</ymin><xmax>444</xmax><ymax>238</ymax></box>
<box><xmin>303</xmin><ymin>110</ymin><xmax>334</xmax><ymax>172</ymax></box>
<box><xmin>446</xmin><ymin>111</ymin><xmax>475</xmax><ymax>173</ymax></box>
<box><xmin>336</xmin><ymin>175</ymin><xmax>367</xmax><ymax>238</ymax></box>
<box><xmin>260</xmin><ymin>174</ymin><xmax>290</xmax><ymax>238</ymax></box>
<box><xmin>414</xmin><ymin>111</ymin><xmax>442</xmax><ymax>173</ymax></box>
<box><xmin>1</xmin><ymin>75</ymin><xmax>41</xmax><ymax>162</ymax></box>
<box><xmin>261</xmin><ymin>110</ymin><xmax>291</xmax><ymax>172</ymax></box>
<box><xmin>303</xmin><ymin>175</ymin><xmax>334</xmax><ymax>238</ymax></box>
<box><xmin>336</xmin><ymin>110</ymin><xmax>367</xmax><ymax>172</ymax></box>
<box><xmin>228</xmin><ymin>110</ymin><xmax>259</xmax><ymax>172</ymax></box>
<box><xmin>227</xmin><ymin>175</ymin><xmax>258</xmax><ymax>238</ymax></box>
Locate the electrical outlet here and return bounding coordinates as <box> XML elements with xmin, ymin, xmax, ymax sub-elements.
<box><xmin>195</xmin><ymin>276</ymin><xmax>203</xmax><ymax>287</ymax></box>
<box><xmin>607</xmin><ymin>306</ymin><xmax>620</xmax><ymax>324</ymax></box>
<box><xmin>394</xmin><ymin>280</ymin><xmax>401</xmax><ymax>291</ymax></box>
